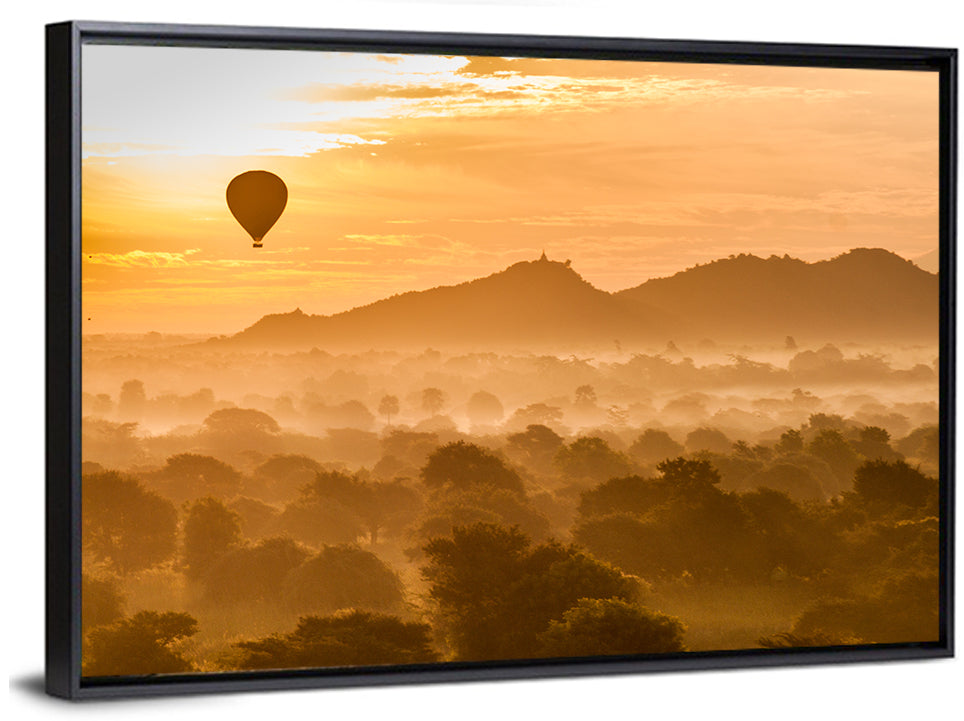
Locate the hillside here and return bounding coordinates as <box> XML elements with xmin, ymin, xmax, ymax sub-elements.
<box><xmin>616</xmin><ymin>248</ymin><xmax>938</xmax><ymax>344</ymax></box>
<box><xmin>223</xmin><ymin>254</ymin><xmax>680</xmax><ymax>351</ymax></box>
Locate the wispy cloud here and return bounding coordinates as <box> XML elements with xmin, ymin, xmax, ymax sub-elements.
<box><xmin>85</xmin><ymin>250</ymin><xmax>193</xmax><ymax>268</ymax></box>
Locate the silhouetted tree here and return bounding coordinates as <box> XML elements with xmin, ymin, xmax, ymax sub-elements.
<box><xmin>82</xmin><ymin>471</ymin><xmax>178</xmax><ymax>573</ymax></box>
<box><xmin>808</xmin><ymin>429</ymin><xmax>860</xmax><ymax>492</ymax></box>
<box><xmin>82</xmin><ymin>418</ymin><xmax>144</xmax><ymax>468</ymax></box>
<box><xmin>277</xmin><ymin>494</ymin><xmax>364</xmax><ymax>547</ymax></box>
<box><xmin>421</xmin><ymin>387</ymin><xmax>446</xmax><ymax>416</ymax></box>
<box><xmin>853</xmin><ymin>426</ymin><xmax>900</xmax><ymax>462</ymax></box>
<box><xmin>202</xmin><ymin>536</ymin><xmax>310</xmax><ymax>604</ymax></box>
<box><xmin>537</xmin><ymin>598</ymin><xmax>685</xmax><ymax>657</ymax></box>
<box><xmin>421</xmin><ymin>441</ymin><xmax>525</xmax><ymax>495</ymax></box>
<box><xmin>744</xmin><ymin>463</ymin><xmax>825</xmax><ymax>501</ymax></box>
<box><xmin>574</xmin><ymin>385</ymin><xmax>596</xmax><ymax>406</ymax></box>
<box><xmin>83</xmin><ymin>611</ymin><xmax>198</xmax><ymax>676</ymax></box>
<box><xmin>82</xmin><ymin>574</ymin><xmax>125</xmax><ymax>632</ymax></box>
<box><xmin>228</xmin><ymin>496</ymin><xmax>280</xmax><ymax>539</ymax></box>
<box><xmin>466</xmin><ymin>390</ymin><xmax>504</xmax><ymax>426</ymax></box>
<box><xmin>421</xmin><ymin>522</ymin><xmax>638</xmax><ymax>661</ymax></box>
<box><xmin>378</xmin><ymin>394</ymin><xmax>400</xmax><ymax>425</ymax></box>
<box><xmin>853</xmin><ymin>459</ymin><xmax>936</xmax><ymax>511</ymax></box>
<box><xmin>201</xmin><ymin>407</ymin><xmax>282</xmax><ymax>456</ymax></box>
<box><xmin>413</xmin><ymin>485</ymin><xmax>551</xmax><ymax>548</ymax></box>
<box><xmin>297</xmin><ymin>470</ymin><xmax>422</xmax><ymax>545</ymax></box>
<box><xmin>252</xmin><ymin>453</ymin><xmax>323</xmax><ymax>502</ymax></box>
<box><xmin>628</xmin><ymin>429</ymin><xmax>684</xmax><ymax>466</ymax></box>
<box><xmin>182</xmin><ymin>497</ymin><xmax>243</xmax><ymax>580</ymax></box>
<box><xmin>118</xmin><ymin>379</ymin><xmax>146</xmax><ymax>420</ymax></box>
<box><xmin>656</xmin><ymin>457</ymin><xmax>721</xmax><ymax>488</ymax></box>
<box><xmin>226</xmin><ymin>610</ymin><xmax>437</xmax><ymax>670</ymax></box>
<box><xmin>203</xmin><ymin>407</ymin><xmax>280</xmax><ymax>435</ymax></box>
<box><xmin>152</xmin><ymin>453</ymin><xmax>243</xmax><ymax>502</ymax></box>
<box><xmin>775</xmin><ymin>428</ymin><xmax>805</xmax><ymax>455</ymax></box>
<box><xmin>381</xmin><ymin>430</ymin><xmax>439</xmax><ymax>469</ymax></box>
<box><xmin>505</xmin><ymin>424</ymin><xmax>564</xmax><ymax>471</ymax></box>
<box><xmin>896</xmin><ymin>425</ymin><xmax>939</xmax><ymax>467</ymax></box>
<box><xmin>283</xmin><ymin>545</ymin><xmax>404</xmax><ymax>616</ymax></box>
<box><xmin>554</xmin><ymin>437</ymin><xmax>634</xmax><ymax>483</ymax></box>
<box><xmin>577</xmin><ymin>475</ymin><xmax>672</xmax><ymax>520</ymax></box>
<box><xmin>684</xmin><ymin>427</ymin><xmax>731</xmax><ymax>454</ymax></box>
<box><xmin>787</xmin><ymin>573</ymin><xmax>939</xmax><ymax>644</ymax></box>
<box><xmin>505</xmin><ymin>403</ymin><xmax>565</xmax><ymax>431</ymax></box>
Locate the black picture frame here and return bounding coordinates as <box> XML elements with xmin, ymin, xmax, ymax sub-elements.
<box><xmin>46</xmin><ymin>20</ymin><xmax>956</xmax><ymax>699</ymax></box>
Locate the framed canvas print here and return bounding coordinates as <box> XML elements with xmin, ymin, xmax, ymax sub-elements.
<box><xmin>46</xmin><ymin>21</ymin><xmax>956</xmax><ymax>698</ymax></box>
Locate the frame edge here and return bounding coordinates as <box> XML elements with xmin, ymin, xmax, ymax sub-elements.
<box><xmin>45</xmin><ymin>20</ymin><xmax>82</xmax><ymax>700</ymax></box>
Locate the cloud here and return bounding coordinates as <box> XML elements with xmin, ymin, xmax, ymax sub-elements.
<box><xmin>285</xmin><ymin>82</ymin><xmax>475</xmax><ymax>103</ymax></box>
<box><xmin>85</xmin><ymin>250</ymin><xmax>193</xmax><ymax>268</ymax></box>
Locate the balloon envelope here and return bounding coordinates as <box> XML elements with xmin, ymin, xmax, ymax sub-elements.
<box><xmin>226</xmin><ymin>171</ymin><xmax>288</xmax><ymax>248</ymax></box>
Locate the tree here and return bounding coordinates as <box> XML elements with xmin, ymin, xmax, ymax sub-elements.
<box><xmin>413</xmin><ymin>485</ymin><xmax>551</xmax><ymax>547</ymax></box>
<box><xmin>554</xmin><ymin>437</ymin><xmax>634</xmax><ymax>483</ymax></box>
<box><xmin>466</xmin><ymin>391</ymin><xmax>504</xmax><ymax>427</ymax></box>
<box><xmin>853</xmin><ymin>459</ymin><xmax>936</xmax><ymax>511</ymax></box>
<box><xmin>202</xmin><ymin>536</ymin><xmax>311</xmax><ymax>604</ymax></box>
<box><xmin>744</xmin><ymin>463</ymin><xmax>825</xmax><ymax>501</ymax></box>
<box><xmin>82</xmin><ymin>471</ymin><xmax>178</xmax><ymax>573</ymax></box>
<box><xmin>118</xmin><ymin>379</ymin><xmax>146</xmax><ymax>419</ymax></box>
<box><xmin>82</xmin><ymin>574</ymin><xmax>125</xmax><ymax>632</ymax></box>
<box><xmin>381</xmin><ymin>429</ymin><xmax>439</xmax><ymax>469</ymax></box>
<box><xmin>537</xmin><ymin>598</ymin><xmax>685</xmax><ymax>657</ymax></box>
<box><xmin>283</xmin><ymin>545</ymin><xmax>405</xmax><ymax>616</ymax></box>
<box><xmin>201</xmin><ymin>407</ymin><xmax>282</xmax><ymax>457</ymax></box>
<box><xmin>785</xmin><ymin>572</ymin><xmax>939</xmax><ymax>644</ymax></box>
<box><xmin>228</xmin><ymin>496</ymin><xmax>280</xmax><ymax>539</ymax></box>
<box><xmin>296</xmin><ymin>470</ymin><xmax>422</xmax><ymax>545</ymax></box>
<box><xmin>181</xmin><ymin>497</ymin><xmax>243</xmax><ymax>580</ymax></box>
<box><xmin>378</xmin><ymin>394</ymin><xmax>400</xmax><ymax>425</ymax></box>
<box><xmin>656</xmin><ymin>457</ymin><xmax>722</xmax><ymax>488</ymax></box>
<box><xmin>83</xmin><ymin>611</ymin><xmax>198</xmax><ymax>676</ymax></box>
<box><xmin>574</xmin><ymin>385</ymin><xmax>596</xmax><ymax>406</ymax></box>
<box><xmin>577</xmin><ymin>475</ymin><xmax>672</xmax><ymax>520</ymax></box>
<box><xmin>775</xmin><ymin>429</ymin><xmax>805</xmax><ymax>455</ymax></box>
<box><xmin>226</xmin><ymin>610</ymin><xmax>438</xmax><ymax>670</ymax></box>
<box><xmin>684</xmin><ymin>427</ymin><xmax>731</xmax><ymax>454</ymax></box>
<box><xmin>628</xmin><ymin>429</ymin><xmax>684</xmax><ymax>466</ymax></box>
<box><xmin>896</xmin><ymin>425</ymin><xmax>939</xmax><ymax>468</ymax></box>
<box><xmin>152</xmin><ymin>453</ymin><xmax>243</xmax><ymax>502</ymax></box>
<box><xmin>853</xmin><ymin>426</ymin><xmax>900</xmax><ymax>462</ymax></box>
<box><xmin>421</xmin><ymin>441</ymin><xmax>525</xmax><ymax>495</ymax></box>
<box><xmin>203</xmin><ymin>407</ymin><xmax>281</xmax><ymax>435</ymax></box>
<box><xmin>505</xmin><ymin>403</ymin><xmax>565</xmax><ymax>432</ymax></box>
<box><xmin>505</xmin><ymin>424</ymin><xmax>564</xmax><ymax>471</ymax></box>
<box><xmin>807</xmin><ymin>429</ymin><xmax>860</xmax><ymax>492</ymax></box>
<box><xmin>421</xmin><ymin>387</ymin><xmax>446</xmax><ymax>416</ymax></box>
<box><xmin>252</xmin><ymin>454</ymin><xmax>322</xmax><ymax>503</ymax></box>
<box><xmin>421</xmin><ymin>522</ymin><xmax>638</xmax><ymax>661</ymax></box>
<box><xmin>277</xmin><ymin>494</ymin><xmax>364</xmax><ymax>547</ymax></box>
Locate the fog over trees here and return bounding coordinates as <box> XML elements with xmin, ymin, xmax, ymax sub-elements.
<box><xmin>79</xmin><ymin>271</ymin><xmax>941</xmax><ymax>675</ymax></box>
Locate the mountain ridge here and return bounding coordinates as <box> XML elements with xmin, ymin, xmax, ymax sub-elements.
<box><xmin>214</xmin><ymin>248</ymin><xmax>937</xmax><ymax>350</ymax></box>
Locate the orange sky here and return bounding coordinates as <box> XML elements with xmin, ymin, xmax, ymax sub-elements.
<box><xmin>81</xmin><ymin>46</ymin><xmax>939</xmax><ymax>334</ymax></box>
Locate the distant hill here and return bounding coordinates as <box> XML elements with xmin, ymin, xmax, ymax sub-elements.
<box><xmin>221</xmin><ymin>254</ymin><xmax>680</xmax><ymax>351</ymax></box>
<box><xmin>616</xmin><ymin>248</ymin><xmax>938</xmax><ymax>344</ymax></box>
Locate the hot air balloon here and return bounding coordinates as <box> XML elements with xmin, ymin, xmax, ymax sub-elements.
<box><xmin>226</xmin><ymin>170</ymin><xmax>288</xmax><ymax>248</ymax></box>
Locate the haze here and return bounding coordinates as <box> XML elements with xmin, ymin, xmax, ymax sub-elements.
<box><xmin>81</xmin><ymin>46</ymin><xmax>938</xmax><ymax>333</ymax></box>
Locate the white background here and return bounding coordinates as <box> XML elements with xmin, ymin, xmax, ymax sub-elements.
<box><xmin>3</xmin><ymin>1</ymin><xmax>961</xmax><ymax>718</ymax></box>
